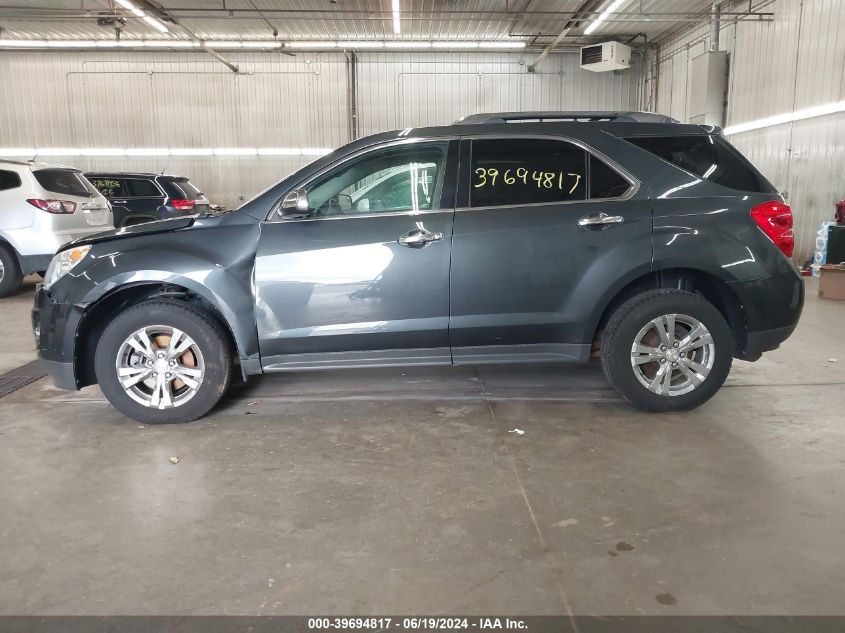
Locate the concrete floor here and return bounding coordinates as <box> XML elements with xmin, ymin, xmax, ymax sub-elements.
<box><xmin>1</xmin><ymin>278</ymin><xmax>844</xmax><ymax>615</ymax></box>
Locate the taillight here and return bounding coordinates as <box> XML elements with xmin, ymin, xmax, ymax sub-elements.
<box><xmin>750</xmin><ymin>201</ymin><xmax>794</xmax><ymax>258</ymax></box>
<box><xmin>171</xmin><ymin>199</ymin><xmax>196</xmax><ymax>211</ymax></box>
<box><xmin>27</xmin><ymin>198</ymin><xmax>77</xmax><ymax>214</ymax></box>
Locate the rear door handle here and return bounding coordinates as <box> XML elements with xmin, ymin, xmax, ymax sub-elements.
<box><xmin>112</xmin><ymin>200</ymin><xmax>128</xmax><ymax>204</ymax></box>
<box><xmin>398</xmin><ymin>229</ymin><xmax>444</xmax><ymax>248</ymax></box>
<box><xmin>577</xmin><ymin>212</ymin><xmax>624</xmax><ymax>228</ymax></box>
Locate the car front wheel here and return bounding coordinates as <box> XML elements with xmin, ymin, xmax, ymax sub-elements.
<box><xmin>95</xmin><ymin>300</ymin><xmax>232</xmax><ymax>423</ymax></box>
<box><xmin>601</xmin><ymin>289</ymin><xmax>733</xmax><ymax>412</ymax></box>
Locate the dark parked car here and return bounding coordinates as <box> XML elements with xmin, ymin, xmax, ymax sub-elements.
<box><xmin>86</xmin><ymin>172</ymin><xmax>211</xmax><ymax>227</ymax></box>
<box><xmin>34</xmin><ymin>111</ymin><xmax>803</xmax><ymax>423</ymax></box>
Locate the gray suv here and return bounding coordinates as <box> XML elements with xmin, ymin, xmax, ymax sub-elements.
<box><xmin>32</xmin><ymin>112</ymin><xmax>804</xmax><ymax>423</ymax></box>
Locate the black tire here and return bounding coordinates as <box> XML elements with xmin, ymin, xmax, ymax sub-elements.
<box><xmin>601</xmin><ymin>289</ymin><xmax>733</xmax><ymax>412</ymax></box>
<box><xmin>95</xmin><ymin>300</ymin><xmax>232</xmax><ymax>423</ymax></box>
<box><xmin>0</xmin><ymin>245</ymin><xmax>23</xmax><ymax>298</ymax></box>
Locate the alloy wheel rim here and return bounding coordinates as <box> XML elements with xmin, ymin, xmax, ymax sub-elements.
<box><xmin>630</xmin><ymin>313</ymin><xmax>715</xmax><ymax>397</ymax></box>
<box><xmin>115</xmin><ymin>325</ymin><xmax>205</xmax><ymax>409</ymax></box>
<box><xmin>0</xmin><ymin>259</ymin><xmax>5</xmax><ymax>283</ymax></box>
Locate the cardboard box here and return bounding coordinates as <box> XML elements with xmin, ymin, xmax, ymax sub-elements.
<box><xmin>819</xmin><ymin>265</ymin><xmax>845</xmax><ymax>300</ymax></box>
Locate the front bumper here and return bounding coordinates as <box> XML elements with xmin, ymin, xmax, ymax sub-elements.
<box><xmin>32</xmin><ymin>284</ymin><xmax>83</xmax><ymax>390</ymax></box>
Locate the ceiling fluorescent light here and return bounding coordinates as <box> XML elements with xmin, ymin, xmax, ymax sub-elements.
<box><xmin>143</xmin><ymin>40</ymin><xmax>196</xmax><ymax>47</ymax></box>
<box><xmin>724</xmin><ymin>100</ymin><xmax>845</xmax><ymax>135</ymax></box>
<box><xmin>432</xmin><ymin>41</ymin><xmax>479</xmax><ymax>49</ymax></box>
<box><xmin>241</xmin><ymin>41</ymin><xmax>282</xmax><ymax>48</ymax></box>
<box><xmin>0</xmin><ymin>39</ymin><xmax>48</xmax><ymax>47</ymax></box>
<box><xmin>384</xmin><ymin>41</ymin><xmax>431</xmax><ymax>49</ymax></box>
<box><xmin>481</xmin><ymin>41</ymin><xmax>526</xmax><ymax>49</ymax></box>
<box><xmin>213</xmin><ymin>148</ymin><xmax>258</xmax><ymax>156</ymax></box>
<box><xmin>0</xmin><ymin>148</ymin><xmax>36</xmax><ymax>156</ymax></box>
<box><xmin>170</xmin><ymin>148</ymin><xmax>214</xmax><ymax>156</ymax></box>
<box><xmin>34</xmin><ymin>148</ymin><xmax>82</xmax><ymax>156</ymax></box>
<box><xmin>257</xmin><ymin>148</ymin><xmax>302</xmax><ymax>155</ymax></box>
<box><xmin>584</xmin><ymin>0</ymin><xmax>626</xmax><ymax>35</ymax></box>
<box><xmin>46</xmin><ymin>40</ymin><xmax>98</xmax><ymax>48</ymax></box>
<box><xmin>126</xmin><ymin>148</ymin><xmax>170</xmax><ymax>156</ymax></box>
<box><xmin>205</xmin><ymin>41</ymin><xmax>242</xmax><ymax>48</ymax></box>
<box><xmin>392</xmin><ymin>0</ymin><xmax>401</xmax><ymax>34</ymax></box>
<box><xmin>115</xmin><ymin>0</ymin><xmax>147</xmax><ymax>19</ymax></box>
<box><xmin>143</xmin><ymin>15</ymin><xmax>169</xmax><ymax>33</ymax></box>
<box><xmin>81</xmin><ymin>148</ymin><xmax>126</xmax><ymax>156</ymax></box>
<box><xmin>337</xmin><ymin>41</ymin><xmax>386</xmax><ymax>49</ymax></box>
<box><xmin>288</xmin><ymin>41</ymin><xmax>337</xmax><ymax>48</ymax></box>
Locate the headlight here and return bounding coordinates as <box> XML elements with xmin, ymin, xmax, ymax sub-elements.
<box><xmin>43</xmin><ymin>245</ymin><xmax>92</xmax><ymax>288</ymax></box>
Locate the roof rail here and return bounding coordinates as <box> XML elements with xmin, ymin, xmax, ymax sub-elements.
<box><xmin>454</xmin><ymin>111</ymin><xmax>679</xmax><ymax>125</ymax></box>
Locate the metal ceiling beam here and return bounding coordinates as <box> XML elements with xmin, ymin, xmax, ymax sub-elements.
<box><xmin>527</xmin><ymin>0</ymin><xmax>603</xmax><ymax>72</ymax></box>
<box><xmin>177</xmin><ymin>24</ymin><xmax>240</xmax><ymax>74</ymax></box>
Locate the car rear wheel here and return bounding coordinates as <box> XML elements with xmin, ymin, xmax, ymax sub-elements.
<box><xmin>0</xmin><ymin>245</ymin><xmax>23</xmax><ymax>298</ymax></box>
<box><xmin>95</xmin><ymin>300</ymin><xmax>232</xmax><ymax>423</ymax></box>
<box><xmin>601</xmin><ymin>289</ymin><xmax>733</xmax><ymax>412</ymax></box>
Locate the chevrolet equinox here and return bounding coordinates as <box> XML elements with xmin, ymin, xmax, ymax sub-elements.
<box><xmin>32</xmin><ymin>111</ymin><xmax>804</xmax><ymax>423</ymax></box>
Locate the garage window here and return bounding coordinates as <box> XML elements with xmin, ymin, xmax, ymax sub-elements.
<box><xmin>0</xmin><ymin>169</ymin><xmax>22</xmax><ymax>191</ymax></box>
<box><xmin>470</xmin><ymin>139</ymin><xmax>588</xmax><ymax>208</ymax></box>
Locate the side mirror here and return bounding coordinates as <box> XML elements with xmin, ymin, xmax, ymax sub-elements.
<box><xmin>280</xmin><ymin>189</ymin><xmax>310</xmax><ymax>219</ymax></box>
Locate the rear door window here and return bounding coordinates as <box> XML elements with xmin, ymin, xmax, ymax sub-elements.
<box><xmin>624</xmin><ymin>134</ymin><xmax>775</xmax><ymax>193</ymax></box>
<box><xmin>89</xmin><ymin>177</ymin><xmax>127</xmax><ymax>198</ymax></box>
<box><xmin>470</xmin><ymin>138</ymin><xmax>587</xmax><ymax>208</ymax></box>
<box><xmin>126</xmin><ymin>178</ymin><xmax>162</xmax><ymax>198</ymax></box>
<box><xmin>33</xmin><ymin>169</ymin><xmax>95</xmax><ymax>198</ymax></box>
<box><xmin>0</xmin><ymin>169</ymin><xmax>21</xmax><ymax>191</ymax></box>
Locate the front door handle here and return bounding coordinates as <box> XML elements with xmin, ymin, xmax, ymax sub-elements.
<box><xmin>112</xmin><ymin>200</ymin><xmax>128</xmax><ymax>204</ymax></box>
<box><xmin>398</xmin><ymin>229</ymin><xmax>444</xmax><ymax>248</ymax></box>
<box><xmin>577</xmin><ymin>212</ymin><xmax>624</xmax><ymax>228</ymax></box>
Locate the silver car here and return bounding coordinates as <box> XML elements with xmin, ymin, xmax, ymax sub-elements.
<box><xmin>0</xmin><ymin>159</ymin><xmax>113</xmax><ymax>297</ymax></box>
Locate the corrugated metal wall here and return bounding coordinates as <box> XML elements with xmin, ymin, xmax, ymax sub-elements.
<box><xmin>1</xmin><ymin>50</ymin><xmax>642</xmax><ymax>208</ymax></box>
<box><xmin>355</xmin><ymin>51</ymin><xmax>643</xmax><ymax>135</ymax></box>
<box><xmin>652</xmin><ymin>0</ymin><xmax>845</xmax><ymax>262</ymax></box>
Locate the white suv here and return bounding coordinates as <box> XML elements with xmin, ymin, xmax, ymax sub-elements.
<box><xmin>0</xmin><ymin>160</ymin><xmax>114</xmax><ymax>297</ymax></box>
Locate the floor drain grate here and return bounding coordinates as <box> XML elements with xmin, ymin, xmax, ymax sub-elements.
<box><xmin>0</xmin><ymin>360</ymin><xmax>47</xmax><ymax>398</ymax></box>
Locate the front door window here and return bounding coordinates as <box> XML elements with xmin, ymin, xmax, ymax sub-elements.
<box><xmin>305</xmin><ymin>143</ymin><xmax>448</xmax><ymax>217</ymax></box>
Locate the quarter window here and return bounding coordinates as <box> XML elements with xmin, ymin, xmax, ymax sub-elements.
<box><xmin>470</xmin><ymin>139</ymin><xmax>587</xmax><ymax>208</ymax></box>
<box><xmin>589</xmin><ymin>155</ymin><xmax>631</xmax><ymax>199</ymax></box>
<box><xmin>126</xmin><ymin>179</ymin><xmax>161</xmax><ymax>197</ymax></box>
<box><xmin>305</xmin><ymin>142</ymin><xmax>448</xmax><ymax>217</ymax></box>
<box><xmin>624</xmin><ymin>134</ymin><xmax>775</xmax><ymax>193</ymax></box>
<box><xmin>0</xmin><ymin>169</ymin><xmax>21</xmax><ymax>192</ymax></box>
